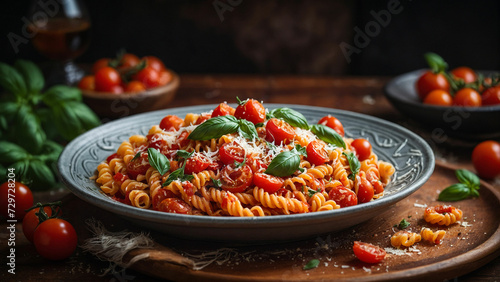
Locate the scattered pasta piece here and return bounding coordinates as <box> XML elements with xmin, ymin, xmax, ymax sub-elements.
<box><xmin>391</xmin><ymin>231</ymin><xmax>421</xmax><ymax>248</ymax></box>
<box><xmin>420</xmin><ymin>228</ymin><xmax>446</xmax><ymax>244</ymax></box>
<box><xmin>424</xmin><ymin>205</ymin><xmax>463</xmax><ymax>226</ymax></box>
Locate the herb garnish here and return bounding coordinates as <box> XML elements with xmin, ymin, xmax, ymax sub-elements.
<box><xmin>147</xmin><ymin>148</ymin><xmax>170</xmax><ymax>175</ymax></box>
<box><xmin>303</xmin><ymin>259</ymin><xmax>320</xmax><ymax>270</ymax></box>
<box><xmin>438</xmin><ymin>169</ymin><xmax>480</xmax><ymax>201</ymax></box>
<box><xmin>343</xmin><ymin>152</ymin><xmax>360</xmax><ymax>180</ymax></box>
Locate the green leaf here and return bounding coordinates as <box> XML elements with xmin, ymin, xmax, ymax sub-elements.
<box><xmin>0</xmin><ymin>62</ymin><xmax>27</xmax><ymax>97</ymax></box>
<box><xmin>210</xmin><ymin>176</ymin><xmax>222</xmax><ymax>188</ymax></box>
<box><xmin>310</xmin><ymin>124</ymin><xmax>346</xmax><ymax>149</ymax></box>
<box><xmin>10</xmin><ymin>159</ymin><xmax>30</xmax><ymax>184</ymax></box>
<box><xmin>343</xmin><ymin>152</ymin><xmax>360</xmax><ymax>181</ymax></box>
<box><xmin>162</xmin><ymin>162</ymin><xmax>194</xmax><ymax>187</ymax></box>
<box><xmin>303</xmin><ymin>259</ymin><xmax>320</xmax><ymax>270</ymax></box>
<box><xmin>27</xmin><ymin>159</ymin><xmax>56</xmax><ymax>190</ymax></box>
<box><xmin>424</xmin><ymin>52</ymin><xmax>448</xmax><ymax>73</ymax></box>
<box><xmin>238</xmin><ymin>119</ymin><xmax>258</xmax><ymax>140</ymax></box>
<box><xmin>272</xmin><ymin>108</ymin><xmax>309</xmax><ymax>129</ymax></box>
<box><xmin>438</xmin><ymin>183</ymin><xmax>471</xmax><ymax>201</ymax></box>
<box><xmin>148</xmin><ymin>148</ymin><xmax>170</xmax><ymax>175</ymax></box>
<box><xmin>131</xmin><ymin>152</ymin><xmax>141</xmax><ymax>162</ymax></box>
<box><xmin>307</xmin><ymin>188</ymin><xmax>321</xmax><ymax>198</ymax></box>
<box><xmin>397</xmin><ymin>218</ymin><xmax>411</xmax><ymax>229</ymax></box>
<box><xmin>188</xmin><ymin>115</ymin><xmax>239</xmax><ymax>140</ymax></box>
<box><xmin>294</xmin><ymin>144</ymin><xmax>307</xmax><ymax>157</ymax></box>
<box><xmin>176</xmin><ymin>150</ymin><xmax>194</xmax><ymax>160</ymax></box>
<box><xmin>14</xmin><ymin>60</ymin><xmax>44</xmax><ymax>95</ymax></box>
<box><xmin>68</xmin><ymin>101</ymin><xmax>100</xmax><ymax>130</ymax></box>
<box><xmin>50</xmin><ymin>102</ymin><xmax>82</xmax><ymax>141</ymax></box>
<box><xmin>265</xmin><ymin>150</ymin><xmax>301</xmax><ymax>177</ymax></box>
<box><xmin>42</xmin><ymin>85</ymin><xmax>82</xmax><ymax>106</ymax></box>
<box><xmin>38</xmin><ymin>141</ymin><xmax>63</xmax><ymax>163</ymax></box>
<box><xmin>0</xmin><ymin>141</ymin><xmax>30</xmax><ymax>163</ymax></box>
<box><xmin>234</xmin><ymin>154</ymin><xmax>247</xmax><ymax>169</ymax></box>
<box><xmin>15</xmin><ymin>104</ymin><xmax>46</xmax><ymax>153</ymax></box>
<box><xmin>455</xmin><ymin>169</ymin><xmax>480</xmax><ymax>190</ymax></box>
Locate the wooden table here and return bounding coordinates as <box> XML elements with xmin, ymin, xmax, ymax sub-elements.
<box><xmin>1</xmin><ymin>75</ymin><xmax>499</xmax><ymax>281</ymax></box>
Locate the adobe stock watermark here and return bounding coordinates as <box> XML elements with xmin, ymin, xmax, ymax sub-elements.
<box><xmin>7</xmin><ymin>0</ymin><xmax>62</xmax><ymax>54</ymax></box>
<box><xmin>340</xmin><ymin>0</ymin><xmax>410</xmax><ymax>63</ymax></box>
<box><xmin>213</xmin><ymin>0</ymin><xmax>242</xmax><ymax>22</ymax></box>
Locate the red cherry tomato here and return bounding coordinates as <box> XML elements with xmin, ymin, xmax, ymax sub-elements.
<box><xmin>351</xmin><ymin>138</ymin><xmax>372</xmax><ymax>161</ymax></box>
<box><xmin>158</xmin><ymin>70</ymin><xmax>172</xmax><ymax>85</ymax></box>
<box><xmin>219</xmin><ymin>142</ymin><xmax>245</xmax><ymax>165</ymax></box>
<box><xmin>22</xmin><ymin>206</ymin><xmax>53</xmax><ymax>243</ymax></box>
<box><xmin>416</xmin><ymin>71</ymin><xmax>450</xmax><ymax>100</ymax></box>
<box><xmin>328</xmin><ymin>185</ymin><xmax>358</xmax><ymax>208</ymax></box>
<box><xmin>106</xmin><ymin>153</ymin><xmax>120</xmax><ymax>163</ymax></box>
<box><xmin>119</xmin><ymin>53</ymin><xmax>140</xmax><ymax>70</ymax></box>
<box><xmin>95</xmin><ymin>67</ymin><xmax>122</xmax><ymax>92</ymax></box>
<box><xmin>33</xmin><ymin>218</ymin><xmax>77</xmax><ymax>260</ymax></box>
<box><xmin>195</xmin><ymin>113</ymin><xmax>211</xmax><ymax>125</ymax></box>
<box><xmin>234</xmin><ymin>99</ymin><xmax>265</xmax><ymax>124</ymax></box>
<box><xmin>152</xmin><ymin>189</ymin><xmax>176</xmax><ymax>210</ymax></box>
<box><xmin>148</xmin><ymin>133</ymin><xmax>167</xmax><ymax>151</ymax></box>
<box><xmin>357</xmin><ymin>176</ymin><xmax>374</xmax><ymax>203</ymax></box>
<box><xmin>306</xmin><ymin>140</ymin><xmax>329</xmax><ymax>166</ymax></box>
<box><xmin>451</xmin><ymin>67</ymin><xmax>477</xmax><ymax>83</ymax></box>
<box><xmin>184</xmin><ymin>154</ymin><xmax>212</xmax><ymax>174</ymax></box>
<box><xmin>265</xmin><ymin>118</ymin><xmax>296</xmax><ymax>145</ymax></box>
<box><xmin>353</xmin><ymin>241</ymin><xmax>386</xmax><ymax>263</ymax></box>
<box><xmin>318</xmin><ymin>115</ymin><xmax>344</xmax><ymax>136</ymax></box>
<box><xmin>453</xmin><ymin>88</ymin><xmax>482</xmax><ymax>107</ymax></box>
<box><xmin>423</xmin><ymin>89</ymin><xmax>453</xmax><ymax>106</ymax></box>
<box><xmin>133</xmin><ymin>66</ymin><xmax>161</xmax><ymax>89</ymax></box>
<box><xmin>221</xmin><ymin>164</ymin><xmax>253</xmax><ymax>193</ymax></box>
<box><xmin>143</xmin><ymin>56</ymin><xmax>166</xmax><ymax>72</ymax></box>
<box><xmin>482</xmin><ymin>86</ymin><xmax>500</xmax><ymax>106</ymax></box>
<box><xmin>159</xmin><ymin>115</ymin><xmax>183</xmax><ymax>131</ymax></box>
<box><xmin>247</xmin><ymin>156</ymin><xmax>268</xmax><ymax>173</ymax></box>
<box><xmin>125</xmin><ymin>81</ymin><xmax>146</xmax><ymax>93</ymax></box>
<box><xmin>472</xmin><ymin>140</ymin><xmax>500</xmax><ymax>179</ymax></box>
<box><xmin>92</xmin><ymin>58</ymin><xmax>110</xmax><ymax>74</ymax></box>
<box><xmin>212</xmin><ymin>102</ymin><xmax>236</xmax><ymax>117</ymax></box>
<box><xmin>253</xmin><ymin>173</ymin><xmax>284</xmax><ymax>194</ymax></box>
<box><xmin>157</xmin><ymin>198</ymin><xmax>192</xmax><ymax>214</ymax></box>
<box><xmin>78</xmin><ymin>75</ymin><xmax>95</xmax><ymax>91</ymax></box>
<box><xmin>0</xmin><ymin>181</ymin><xmax>33</xmax><ymax>220</ymax></box>
<box><xmin>126</xmin><ymin>152</ymin><xmax>151</xmax><ymax>180</ymax></box>
<box><xmin>109</xmin><ymin>84</ymin><xmax>124</xmax><ymax>94</ymax></box>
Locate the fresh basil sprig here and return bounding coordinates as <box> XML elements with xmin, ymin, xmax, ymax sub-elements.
<box><xmin>438</xmin><ymin>169</ymin><xmax>480</xmax><ymax>201</ymax></box>
<box><xmin>210</xmin><ymin>176</ymin><xmax>222</xmax><ymax>188</ymax></box>
<box><xmin>147</xmin><ymin>148</ymin><xmax>170</xmax><ymax>175</ymax></box>
<box><xmin>188</xmin><ymin>115</ymin><xmax>258</xmax><ymax>141</ymax></box>
<box><xmin>310</xmin><ymin>124</ymin><xmax>346</xmax><ymax>149</ymax></box>
<box><xmin>268</xmin><ymin>107</ymin><xmax>309</xmax><ymax>129</ymax></box>
<box><xmin>265</xmin><ymin>150</ymin><xmax>301</xmax><ymax>177</ymax></box>
<box><xmin>237</xmin><ymin>119</ymin><xmax>258</xmax><ymax>140</ymax></box>
<box><xmin>343</xmin><ymin>152</ymin><xmax>360</xmax><ymax>180</ymax></box>
<box><xmin>162</xmin><ymin>162</ymin><xmax>194</xmax><ymax>187</ymax></box>
<box><xmin>176</xmin><ymin>150</ymin><xmax>194</xmax><ymax>160</ymax></box>
<box><xmin>303</xmin><ymin>259</ymin><xmax>320</xmax><ymax>270</ymax></box>
<box><xmin>295</xmin><ymin>144</ymin><xmax>307</xmax><ymax>157</ymax></box>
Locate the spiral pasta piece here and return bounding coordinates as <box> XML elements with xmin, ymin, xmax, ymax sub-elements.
<box><xmin>391</xmin><ymin>231</ymin><xmax>422</xmax><ymax>248</ymax></box>
<box><xmin>117</xmin><ymin>141</ymin><xmax>135</xmax><ymax>165</ymax></box>
<box><xmin>424</xmin><ymin>205</ymin><xmax>463</xmax><ymax>226</ymax></box>
<box><xmin>129</xmin><ymin>190</ymin><xmax>151</xmax><ymax>209</ymax></box>
<box><xmin>420</xmin><ymin>228</ymin><xmax>446</xmax><ymax>244</ymax></box>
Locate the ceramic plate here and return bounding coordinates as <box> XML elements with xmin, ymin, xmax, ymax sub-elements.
<box><xmin>58</xmin><ymin>104</ymin><xmax>434</xmax><ymax>243</ymax></box>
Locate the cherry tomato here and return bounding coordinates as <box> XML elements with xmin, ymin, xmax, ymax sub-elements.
<box><xmin>472</xmin><ymin>140</ymin><xmax>500</xmax><ymax>179</ymax></box>
<box><xmin>148</xmin><ymin>133</ymin><xmax>167</xmax><ymax>151</ymax></box>
<box><xmin>351</xmin><ymin>139</ymin><xmax>372</xmax><ymax>161</ymax></box>
<box><xmin>133</xmin><ymin>66</ymin><xmax>161</xmax><ymax>89</ymax></box>
<box><xmin>184</xmin><ymin>154</ymin><xmax>212</xmax><ymax>174</ymax></box>
<box><xmin>357</xmin><ymin>176</ymin><xmax>374</xmax><ymax>204</ymax></box>
<box><xmin>219</xmin><ymin>142</ymin><xmax>245</xmax><ymax>165</ymax></box>
<box><xmin>109</xmin><ymin>84</ymin><xmax>124</xmax><ymax>94</ymax></box>
<box><xmin>119</xmin><ymin>53</ymin><xmax>140</xmax><ymax>70</ymax></box>
<box><xmin>125</xmin><ymin>81</ymin><xmax>146</xmax><ymax>93</ymax></box>
<box><xmin>306</xmin><ymin>140</ymin><xmax>329</xmax><ymax>166</ymax></box>
<box><xmin>451</xmin><ymin>67</ymin><xmax>477</xmax><ymax>84</ymax></box>
<box><xmin>92</xmin><ymin>58</ymin><xmax>110</xmax><ymax>74</ymax></box>
<box><xmin>143</xmin><ymin>56</ymin><xmax>166</xmax><ymax>72</ymax></box>
<box><xmin>482</xmin><ymin>86</ymin><xmax>500</xmax><ymax>106</ymax></box>
<box><xmin>78</xmin><ymin>75</ymin><xmax>95</xmax><ymax>91</ymax></box>
<box><xmin>33</xmin><ymin>218</ymin><xmax>77</xmax><ymax>260</ymax></box>
<box><xmin>158</xmin><ymin>70</ymin><xmax>172</xmax><ymax>85</ymax></box>
<box><xmin>353</xmin><ymin>241</ymin><xmax>386</xmax><ymax>263</ymax></box>
<box><xmin>195</xmin><ymin>113</ymin><xmax>211</xmax><ymax>125</ymax></box>
<box><xmin>265</xmin><ymin>118</ymin><xmax>296</xmax><ymax>145</ymax></box>
<box><xmin>113</xmin><ymin>172</ymin><xmax>129</xmax><ymax>183</ymax></box>
<box><xmin>106</xmin><ymin>153</ymin><xmax>120</xmax><ymax>163</ymax></box>
<box><xmin>416</xmin><ymin>71</ymin><xmax>450</xmax><ymax>100</ymax></box>
<box><xmin>0</xmin><ymin>181</ymin><xmax>33</xmax><ymax>220</ymax></box>
<box><xmin>318</xmin><ymin>115</ymin><xmax>345</xmax><ymax>136</ymax></box>
<box><xmin>126</xmin><ymin>152</ymin><xmax>150</xmax><ymax>180</ymax></box>
<box><xmin>328</xmin><ymin>185</ymin><xmax>358</xmax><ymax>208</ymax></box>
<box><xmin>423</xmin><ymin>89</ymin><xmax>453</xmax><ymax>106</ymax></box>
<box><xmin>22</xmin><ymin>206</ymin><xmax>53</xmax><ymax>243</ymax></box>
<box><xmin>234</xmin><ymin>99</ymin><xmax>265</xmax><ymax>124</ymax></box>
<box><xmin>212</xmin><ymin>102</ymin><xmax>236</xmax><ymax>117</ymax></box>
<box><xmin>221</xmin><ymin>164</ymin><xmax>253</xmax><ymax>193</ymax></box>
<box><xmin>253</xmin><ymin>173</ymin><xmax>284</xmax><ymax>193</ymax></box>
<box><xmin>152</xmin><ymin>189</ymin><xmax>176</xmax><ymax>210</ymax></box>
<box><xmin>453</xmin><ymin>88</ymin><xmax>482</xmax><ymax>107</ymax></box>
<box><xmin>159</xmin><ymin>115</ymin><xmax>183</xmax><ymax>131</ymax></box>
<box><xmin>95</xmin><ymin>67</ymin><xmax>122</xmax><ymax>92</ymax></box>
<box><xmin>247</xmin><ymin>156</ymin><xmax>268</xmax><ymax>173</ymax></box>
<box><xmin>157</xmin><ymin>198</ymin><xmax>192</xmax><ymax>214</ymax></box>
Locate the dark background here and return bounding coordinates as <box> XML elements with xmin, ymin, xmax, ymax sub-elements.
<box><xmin>1</xmin><ymin>0</ymin><xmax>499</xmax><ymax>75</ymax></box>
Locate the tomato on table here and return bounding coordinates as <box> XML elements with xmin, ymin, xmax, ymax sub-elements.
<box><xmin>306</xmin><ymin>140</ymin><xmax>329</xmax><ymax>166</ymax></box>
<box><xmin>22</xmin><ymin>206</ymin><xmax>54</xmax><ymax>242</ymax></box>
<box><xmin>125</xmin><ymin>81</ymin><xmax>146</xmax><ymax>93</ymax></box>
<box><xmin>157</xmin><ymin>198</ymin><xmax>192</xmax><ymax>214</ymax></box>
<box><xmin>472</xmin><ymin>140</ymin><xmax>500</xmax><ymax>179</ymax></box>
<box><xmin>219</xmin><ymin>142</ymin><xmax>246</xmax><ymax>165</ymax></box>
<box><xmin>453</xmin><ymin>88</ymin><xmax>482</xmax><ymax>107</ymax></box>
<box><xmin>318</xmin><ymin>115</ymin><xmax>344</xmax><ymax>136</ymax></box>
<box><xmin>450</xmin><ymin>67</ymin><xmax>477</xmax><ymax>83</ymax></box>
<box><xmin>159</xmin><ymin>115</ymin><xmax>183</xmax><ymax>131</ymax></box>
<box><xmin>353</xmin><ymin>241</ymin><xmax>386</xmax><ymax>263</ymax></box>
<box><xmin>423</xmin><ymin>89</ymin><xmax>453</xmax><ymax>106</ymax></box>
<box><xmin>356</xmin><ymin>175</ymin><xmax>374</xmax><ymax>203</ymax></box>
<box><xmin>92</xmin><ymin>58</ymin><xmax>110</xmax><ymax>74</ymax></box>
<box><xmin>127</xmin><ymin>152</ymin><xmax>151</xmax><ymax>180</ymax></box>
<box><xmin>143</xmin><ymin>56</ymin><xmax>166</xmax><ymax>72</ymax></box>
<box><xmin>33</xmin><ymin>218</ymin><xmax>77</xmax><ymax>260</ymax></box>
<box><xmin>416</xmin><ymin>71</ymin><xmax>450</xmax><ymax>100</ymax></box>
<box><xmin>482</xmin><ymin>86</ymin><xmax>500</xmax><ymax>106</ymax></box>
<box><xmin>253</xmin><ymin>173</ymin><xmax>284</xmax><ymax>193</ymax></box>
<box><xmin>234</xmin><ymin>99</ymin><xmax>265</xmax><ymax>124</ymax></box>
<box><xmin>212</xmin><ymin>102</ymin><xmax>236</xmax><ymax>117</ymax></box>
<box><xmin>95</xmin><ymin>67</ymin><xmax>122</xmax><ymax>92</ymax></box>
<box><xmin>328</xmin><ymin>185</ymin><xmax>358</xmax><ymax>207</ymax></box>
<box><xmin>184</xmin><ymin>154</ymin><xmax>212</xmax><ymax>174</ymax></box>
<box><xmin>351</xmin><ymin>138</ymin><xmax>372</xmax><ymax>161</ymax></box>
<box><xmin>265</xmin><ymin>118</ymin><xmax>296</xmax><ymax>145</ymax></box>
<box><xmin>0</xmin><ymin>181</ymin><xmax>33</xmax><ymax>220</ymax></box>
<box><xmin>133</xmin><ymin>66</ymin><xmax>161</xmax><ymax>89</ymax></box>
<box><xmin>221</xmin><ymin>163</ymin><xmax>253</xmax><ymax>193</ymax></box>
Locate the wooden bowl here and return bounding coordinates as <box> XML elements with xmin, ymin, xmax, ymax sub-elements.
<box><xmin>81</xmin><ymin>70</ymin><xmax>179</xmax><ymax>119</ymax></box>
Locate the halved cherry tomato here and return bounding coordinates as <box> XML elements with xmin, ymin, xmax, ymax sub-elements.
<box><xmin>482</xmin><ymin>86</ymin><xmax>500</xmax><ymax>106</ymax></box>
<box><xmin>133</xmin><ymin>66</ymin><xmax>161</xmax><ymax>89</ymax></box>
<box><xmin>148</xmin><ymin>133</ymin><xmax>167</xmax><ymax>151</ymax></box>
<box><xmin>34</xmin><ymin>218</ymin><xmax>77</xmax><ymax>260</ymax></box>
<box><xmin>92</xmin><ymin>58</ymin><xmax>110</xmax><ymax>74</ymax></box>
<box><xmin>212</xmin><ymin>102</ymin><xmax>236</xmax><ymax>117</ymax></box>
<box><xmin>472</xmin><ymin>140</ymin><xmax>500</xmax><ymax>179</ymax></box>
<box><xmin>119</xmin><ymin>53</ymin><xmax>140</xmax><ymax>70</ymax></box>
<box><xmin>95</xmin><ymin>67</ymin><xmax>122</xmax><ymax>92</ymax></box>
<box><xmin>306</xmin><ymin>140</ymin><xmax>328</xmax><ymax>166</ymax></box>
<box><xmin>451</xmin><ymin>67</ymin><xmax>477</xmax><ymax>84</ymax></box>
<box><xmin>158</xmin><ymin>198</ymin><xmax>192</xmax><ymax>214</ymax></box>
<box><xmin>125</xmin><ymin>81</ymin><xmax>146</xmax><ymax>93</ymax></box>
<box><xmin>143</xmin><ymin>56</ymin><xmax>166</xmax><ymax>72</ymax></box>
<box><xmin>453</xmin><ymin>88</ymin><xmax>482</xmax><ymax>107</ymax></box>
<box><xmin>127</xmin><ymin>152</ymin><xmax>150</xmax><ymax>180</ymax></box>
<box><xmin>423</xmin><ymin>89</ymin><xmax>453</xmax><ymax>106</ymax></box>
<box><xmin>159</xmin><ymin>115</ymin><xmax>183</xmax><ymax>131</ymax></box>
<box><xmin>78</xmin><ymin>75</ymin><xmax>95</xmax><ymax>91</ymax></box>
<box><xmin>22</xmin><ymin>206</ymin><xmax>53</xmax><ymax>242</ymax></box>
<box><xmin>219</xmin><ymin>142</ymin><xmax>245</xmax><ymax>165</ymax></box>
<box><xmin>234</xmin><ymin>99</ymin><xmax>265</xmax><ymax>124</ymax></box>
<box><xmin>318</xmin><ymin>115</ymin><xmax>344</xmax><ymax>136</ymax></box>
<box><xmin>152</xmin><ymin>189</ymin><xmax>176</xmax><ymax>210</ymax></box>
<box><xmin>351</xmin><ymin>138</ymin><xmax>372</xmax><ymax>161</ymax></box>
<box><xmin>184</xmin><ymin>154</ymin><xmax>212</xmax><ymax>174</ymax></box>
<box><xmin>353</xmin><ymin>241</ymin><xmax>386</xmax><ymax>263</ymax></box>
<box><xmin>328</xmin><ymin>185</ymin><xmax>358</xmax><ymax>208</ymax></box>
<box><xmin>253</xmin><ymin>173</ymin><xmax>284</xmax><ymax>193</ymax></box>
<box><xmin>357</xmin><ymin>175</ymin><xmax>374</xmax><ymax>203</ymax></box>
<box><xmin>416</xmin><ymin>71</ymin><xmax>450</xmax><ymax>100</ymax></box>
<box><xmin>0</xmin><ymin>181</ymin><xmax>33</xmax><ymax>220</ymax></box>
<box><xmin>113</xmin><ymin>172</ymin><xmax>129</xmax><ymax>183</ymax></box>
<box><xmin>265</xmin><ymin>118</ymin><xmax>296</xmax><ymax>145</ymax></box>
<box><xmin>221</xmin><ymin>164</ymin><xmax>253</xmax><ymax>193</ymax></box>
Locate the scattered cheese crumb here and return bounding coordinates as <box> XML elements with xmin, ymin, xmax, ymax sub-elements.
<box><xmin>413</xmin><ymin>203</ymin><xmax>427</xmax><ymax>208</ymax></box>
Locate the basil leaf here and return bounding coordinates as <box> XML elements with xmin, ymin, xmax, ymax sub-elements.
<box><xmin>272</xmin><ymin>108</ymin><xmax>309</xmax><ymax>129</ymax></box>
<box><xmin>69</xmin><ymin>101</ymin><xmax>100</xmax><ymax>130</ymax></box>
<box><xmin>265</xmin><ymin>150</ymin><xmax>300</xmax><ymax>177</ymax></box>
<box><xmin>455</xmin><ymin>169</ymin><xmax>480</xmax><ymax>190</ymax></box>
<box><xmin>0</xmin><ymin>141</ymin><xmax>29</xmax><ymax>163</ymax></box>
<box><xmin>131</xmin><ymin>152</ymin><xmax>141</xmax><ymax>162</ymax></box>
<box><xmin>303</xmin><ymin>259</ymin><xmax>320</xmax><ymax>270</ymax></box>
<box><xmin>397</xmin><ymin>219</ymin><xmax>411</xmax><ymax>229</ymax></box>
<box><xmin>343</xmin><ymin>152</ymin><xmax>360</xmax><ymax>181</ymax></box>
<box><xmin>42</xmin><ymin>85</ymin><xmax>82</xmax><ymax>106</ymax></box>
<box><xmin>148</xmin><ymin>148</ymin><xmax>170</xmax><ymax>175</ymax></box>
<box><xmin>424</xmin><ymin>52</ymin><xmax>448</xmax><ymax>73</ymax></box>
<box><xmin>188</xmin><ymin>115</ymin><xmax>239</xmax><ymax>140</ymax></box>
<box><xmin>438</xmin><ymin>183</ymin><xmax>471</xmax><ymax>201</ymax></box>
<box><xmin>38</xmin><ymin>141</ymin><xmax>63</xmax><ymax>163</ymax></box>
<box><xmin>10</xmin><ymin>159</ymin><xmax>30</xmax><ymax>185</ymax></box>
<box><xmin>211</xmin><ymin>176</ymin><xmax>222</xmax><ymax>188</ymax></box>
<box><xmin>176</xmin><ymin>150</ymin><xmax>194</xmax><ymax>159</ymax></box>
<box><xmin>27</xmin><ymin>159</ymin><xmax>56</xmax><ymax>190</ymax></box>
<box><xmin>234</xmin><ymin>154</ymin><xmax>247</xmax><ymax>169</ymax></box>
<box><xmin>295</xmin><ymin>144</ymin><xmax>307</xmax><ymax>157</ymax></box>
<box><xmin>0</xmin><ymin>62</ymin><xmax>27</xmax><ymax>97</ymax></box>
<box><xmin>266</xmin><ymin>141</ymin><xmax>277</xmax><ymax>151</ymax></box>
<box><xmin>238</xmin><ymin>119</ymin><xmax>258</xmax><ymax>140</ymax></box>
<box><xmin>0</xmin><ymin>101</ymin><xmax>21</xmax><ymax>129</ymax></box>
<box><xmin>15</xmin><ymin>104</ymin><xmax>46</xmax><ymax>154</ymax></box>
<box><xmin>14</xmin><ymin>60</ymin><xmax>44</xmax><ymax>95</ymax></box>
<box><xmin>307</xmin><ymin>188</ymin><xmax>321</xmax><ymax>198</ymax></box>
<box><xmin>50</xmin><ymin>102</ymin><xmax>82</xmax><ymax>141</ymax></box>
<box><xmin>310</xmin><ymin>124</ymin><xmax>346</xmax><ymax>149</ymax></box>
<box><xmin>162</xmin><ymin>162</ymin><xmax>194</xmax><ymax>187</ymax></box>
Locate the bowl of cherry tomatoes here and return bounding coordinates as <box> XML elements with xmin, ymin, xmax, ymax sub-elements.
<box><xmin>384</xmin><ymin>53</ymin><xmax>500</xmax><ymax>137</ymax></box>
<box><xmin>78</xmin><ymin>52</ymin><xmax>179</xmax><ymax>118</ymax></box>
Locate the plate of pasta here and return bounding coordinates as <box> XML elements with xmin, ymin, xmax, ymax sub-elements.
<box><xmin>58</xmin><ymin>100</ymin><xmax>434</xmax><ymax>242</ymax></box>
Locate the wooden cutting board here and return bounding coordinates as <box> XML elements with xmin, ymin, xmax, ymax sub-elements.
<box><xmin>65</xmin><ymin>162</ymin><xmax>500</xmax><ymax>281</ymax></box>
